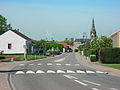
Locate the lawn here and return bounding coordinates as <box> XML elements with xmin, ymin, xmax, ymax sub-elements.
<box><xmin>102</xmin><ymin>64</ymin><xmax>120</xmax><ymax>70</ymax></box>
<box><xmin>0</xmin><ymin>54</ymin><xmax>47</xmax><ymax>61</ymax></box>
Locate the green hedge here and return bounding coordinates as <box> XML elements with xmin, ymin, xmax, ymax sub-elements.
<box><xmin>99</xmin><ymin>48</ymin><xmax>120</xmax><ymax>64</ymax></box>
<box><xmin>74</xmin><ymin>49</ymin><xmax>78</xmax><ymax>52</ymax></box>
<box><xmin>90</xmin><ymin>55</ymin><xmax>97</xmax><ymax>62</ymax></box>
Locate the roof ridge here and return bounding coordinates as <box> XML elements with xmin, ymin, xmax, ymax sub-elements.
<box><xmin>10</xmin><ymin>30</ymin><xmax>32</xmax><ymax>40</ymax></box>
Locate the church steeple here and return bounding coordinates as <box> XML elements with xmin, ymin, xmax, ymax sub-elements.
<box><xmin>90</xmin><ymin>18</ymin><xmax>97</xmax><ymax>39</ymax></box>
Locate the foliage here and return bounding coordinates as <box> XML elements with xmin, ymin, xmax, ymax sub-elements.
<box><xmin>90</xmin><ymin>55</ymin><xmax>97</xmax><ymax>62</ymax></box>
<box><xmin>74</xmin><ymin>49</ymin><xmax>78</xmax><ymax>52</ymax></box>
<box><xmin>90</xmin><ymin>36</ymin><xmax>112</xmax><ymax>51</ymax></box>
<box><xmin>64</xmin><ymin>40</ymin><xmax>74</xmax><ymax>45</ymax></box>
<box><xmin>89</xmin><ymin>49</ymin><xmax>97</xmax><ymax>55</ymax></box>
<box><xmin>99</xmin><ymin>48</ymin><xmax>120</xmax><ymax>64</ymax></box>
<box><xmin>0</xmin><ymin>14</ymin><xmax>13</xmax><ymax>35</ymax></box>
<box><xmin>36</xmin><ymin>40</ymin><xmax>64</xmax><ymax>54</ymax></box>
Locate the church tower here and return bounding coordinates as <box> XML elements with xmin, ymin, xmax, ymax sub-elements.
<box><xmin>90</xmin><ymin>18</ymin><xmax>97</xmax><ymax>39</ymax></box>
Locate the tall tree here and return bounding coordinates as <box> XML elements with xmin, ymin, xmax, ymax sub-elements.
<box><xmin>0</xmin><ymin>14</ymin><xmax>12</xmax><ymax>35</ymax></box>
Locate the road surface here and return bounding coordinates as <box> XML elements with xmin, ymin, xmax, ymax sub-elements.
<box><xmin>10</xmin><ymin>53</ymin><xmax>120</xmax><ymax>90</ymax></box>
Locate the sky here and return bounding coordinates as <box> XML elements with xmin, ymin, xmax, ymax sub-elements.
<box><xmin>0</xmin><ymin>0</ymin><xmax>120</xmax><ymax>40</ymax></box>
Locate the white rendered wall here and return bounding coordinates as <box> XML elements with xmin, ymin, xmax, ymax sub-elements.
<box><xmin>0</xmin><ymin>30</ymin><xmax>27</xmax><ymax>54</ymax></box>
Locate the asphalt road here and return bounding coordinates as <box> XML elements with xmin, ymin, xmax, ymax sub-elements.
<box><xmin>10</xmin><ymin>53</ymin><xmax>120</xmax><ymax>90</ymax></box>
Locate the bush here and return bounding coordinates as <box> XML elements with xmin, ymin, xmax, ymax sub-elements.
<box><xmin>90</xmin><ymin>55</ymin><xmax>97</xmax><ymax>62</ymax></box>
<box><xmin>83</xmin><ymin>48</ymin><xmax>87</xmax><ymax>56</ymax></box>
<box><xmin>89</xmin><ymin>49</ymin><xmax>97</xmax><ymax>55</ymax></box>
<box><xmin>89</xmin><ymin>49</ymin><xmax>98</xmax><ymax>61</ymax></box>
<box><xmin>74</xmin><ymin>49</ymin><xmax>78</xmax><ymax>52</ymax></box>
<box><xmin>99</xmin><ymin>48</ymin><xmax>120</xmax><ymax>64</ymax></box>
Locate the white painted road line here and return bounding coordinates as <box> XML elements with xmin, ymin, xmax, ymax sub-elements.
<box><xmin>110</xmin><ymin>88</ymin><xmax>119</xmax><ymax>90</ymax></box>
<box><xmin>26</xmin><ymin>70</ymin><xmax>35</xmax><ymax>74</ymax></box>
<box><xmin>65</xmin><ymin>64</ymin><xmax>71</xmax><ymax>66</ymax></box>
<box><xmin>92</xmin><ymin>88</ymin><xmax>99</xmax><ymax>90</ymax></box>
<box><xmin>56</xmin><ymin>63</ymin><xmax>61</xmax><ymax>66</ymax></box>
<box><xmin>54</xmin><ymin>58</ymin><xmax>65</xmax><ymax>62</ymax></box>
<box><xmin>47</xmin><ymin>63</ymin><xmax>53</xmax><ymax>66</ymax></box>
<box><xmin>16</xmin><ymin>71</ymin><xmax>24</xmax><ymax>74</ymax></box>
<box><xmin>38</xmin><ymin>63</ymin><xmax>42</xmax><ymax>65</ymax></box>
<box><xmin>57</xmin><ymin>70</ymin><xmax>65</xmax><ymax>73</ymax></box>
<box><xmin>96</xmin><ymin>71</ymin><xmax>108</xmax><ymax>74</ymax></box>
<box><xmin>83</xmin><ymin>80</ymin><xmax>101</xmax><ymax>86</ymax></box>
<box><xmin>47</xmin><ymin>70</ymin><xmax>56</xmax><ymax>73</ymax></box>
<box><xmin>63</xmin><ymin>75</ymin><xmax>78</xmax><ymax>79</ymax></box>
<box><xmin>76</xmin><ymin>70</ymin><xmax>86</xmax><ymax>74</ymax></box>
<box><xmin>29</xmin><ymin>64</ymin><xmax>34</xmax><ymax>66</ymax></box>
<box><xmin>74</xmin><ymin>80</ymin><xmax>88</xmax><ymax>86</ymax></box>
<box><xmin>19</xmin><ymin>64</ymin><xmax>24</xmax><ymax>66</ymax></box>
<box><xmin>67</xmin><ymin>70</ymin><xmax>75</xmax><ymax>73</ymax></box>
<box><xmin>86</xmin><ymin>70</ymin><xmax>95</xmax><ymax>74</ymax></box>
<box><xmin>36</xmin><ymin>70</ymin><xmax>45</xmax><ymax>73</ymax></box>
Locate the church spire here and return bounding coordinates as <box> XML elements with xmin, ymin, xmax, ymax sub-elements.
<box><xmin>90</xmin><ymin>18</ymin><xmax>97</xmax><ymax>39</ymax></box>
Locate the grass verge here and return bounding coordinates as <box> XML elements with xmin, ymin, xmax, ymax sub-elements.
<box><xmin>102</xmin><ymin>64</ymin><xmax>120</xmax><ymax>70</ymax></box>
<box><xmin>0</xmin><ymin>54</ymin><xmax>47</xmax><ymax>61</ymax></box>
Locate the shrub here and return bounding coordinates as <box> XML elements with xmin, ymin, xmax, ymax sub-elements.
<box><xmin>99</xmin><ymin>48</ymin><xmax>120</xmax><ymax>64</ymax></box>
<box><xmin>90</xmin><ymin>55</ymin><xmax>97</xmax><ymax>62</ymax></box>
<box><xmin>83</xmin><ymin>48</ymin><xmax>87</xmax><ymax>56</ymax></box>
<box><xmin>89</xmin><ymin>49</ymin><xmax>97</xmax><ymax>55</ymax></box>
<box><xmin>74</xmin><ymin>49</ymin><xmax>78</xmax><ymax>52</ymax></box>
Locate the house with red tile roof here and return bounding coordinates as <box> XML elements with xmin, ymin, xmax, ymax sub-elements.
<box><xmin>110</xmin><ymin>30</ymin><xmax>120</xmax><ymax>47</ymax></box>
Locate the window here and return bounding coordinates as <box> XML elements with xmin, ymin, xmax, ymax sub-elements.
<box><xmin>8</xmin><ymin>43</ymin><xmax>12</xmax><ymax>49</ymax></box>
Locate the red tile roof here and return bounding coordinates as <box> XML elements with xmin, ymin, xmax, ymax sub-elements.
<box><xmin>110</xmin><ymin>30</ymin><xmax>120</xmax><ymax>37</ymax></box>
<box><xmin>58</xmin><ymin>42</ymin><xmax>73</xmax><ymax>47</ymax></box>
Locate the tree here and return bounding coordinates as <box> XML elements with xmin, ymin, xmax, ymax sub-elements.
<box><xmin>90</xmin><ymin>36</ymin><xmax>112</xmax><ymax>50</ymax></box>
<box><xmin>0</xmin><ymin>14</ymin><xmax>12</xmax><ymax>35</ymax></box>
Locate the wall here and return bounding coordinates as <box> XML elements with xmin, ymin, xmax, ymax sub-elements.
<box><xmin>0</xmin><ymin>30</ymin><xmax>26</xmax><ymax>54</ymax></box>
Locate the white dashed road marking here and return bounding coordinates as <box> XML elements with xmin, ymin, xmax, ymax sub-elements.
<box><xmin>83</xmin><ymin>80</ymin><xmax>101</xmax><ymax>86</ymax></box>
<box><xmin>15</xmin><ymin>70</ymin><xmax>108</xmax><ymax>75</ymax></box>
<box><xmin>65</xmin><ymin>64</ymin><xmax>71</xmax><ymax>66</ymax></box>
<box><xmin>86</xmin><ymin>70</ymin><xmax>95</xmax><ymax>74</ymax></box>
<box><xmin>56</xmin><ymin>63</ymin><xmax>61</xmax><ymax>66</ymax></box>
<box><xmin>54</xmin><ymin>58</ymin><xmax>65</xmax><ymax>62</ymax></box>
<box><xmin>16</xmin><ymin>71</ymin><xmax>24</xmax><ymax>74</ymax></box>
<box><xmin>19</xmin><ymin>64</ymin><xmax>24</xmax><ymax>66</ymax></box>
<box><xmin>26</xmin><ymin>70</ymin><xmax>35</xmax><ymax>74</ymax></box>
<box><xmin>57</xmin><ymin>70</ymin><xmax>65</xmax><ymax>73</ymax></box>
<box><xmin>110</xmin><ymin>88</ymin><xmax>119</xmax><ymax>90</ymax></box>
<box><xmin>92</xmin><ymin>88</ymin><xmax>99</xmax><ymax>90</ymax></box>
<box><xmin>67</xmin><ymin>70</ymin><xmax>75</xmax><ymax>73</ymax></box>
<box><xmin>74</xmin><ymin>80</ymin><xmax>88</xmax><ymax>86</ymax></box>
<box><xmin>29</xmin><ymin>64</ymin><xmax>34</xmax><ymax>66</ymax></box>
<box><xmin>76</xmin><ymin>70</ymin><xmax>86</xmax><ymax>74</ymax></box>
<box><xmin>47</xmin><ymin>63</ymin><xmax>52</xmax><ymax>66</ymax></box>
<box><xmin>38</xmin><ymin>63</ymin><xmax>42</xmax><ymax>65</ymax></box>
<box><xmin>47</xmin><ymin>70</ymin><xmax>56</xmax><ymax>73</ymax></box>
<box><xmin>63</xmin><ymin>75</ymin><xmax>78</xmax><ymax>79</ymax></box>
<box><xmin>36</xmin><ymin>70</ymin><xmax>45</xmax><ymax>73</ymax></box>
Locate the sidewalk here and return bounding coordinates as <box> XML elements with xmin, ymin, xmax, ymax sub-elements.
<box><xmin>75</xmin><ymin>52</ymin><xmax>120</xmax><ymax>77</ymax></box>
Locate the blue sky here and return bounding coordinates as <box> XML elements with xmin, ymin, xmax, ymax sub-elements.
<box><xmin>0</xmin><ymin>0</ymin><xmax>120</xmax><ymax>40</ymax></box>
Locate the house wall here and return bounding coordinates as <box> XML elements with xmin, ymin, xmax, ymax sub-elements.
<box><xmin>0</xmin><ymin>30</ymin><xmax>26</xmax><ymax>54</ymax></box>
<box><xmin>111</xmin><ymin>32</ymin><xmax>120</xmax><ymax>47</ymax></box>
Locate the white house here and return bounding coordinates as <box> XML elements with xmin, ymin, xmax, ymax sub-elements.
<box><xmin>0</xmin><ymin>30</ymin><xmax>35</xmax><ymax>54</ymax></box>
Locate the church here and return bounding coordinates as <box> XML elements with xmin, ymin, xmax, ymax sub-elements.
<box><xmin>74</xmin><ymin>18</ymin><xmax>97</xmax><ymax>48</ymax></box>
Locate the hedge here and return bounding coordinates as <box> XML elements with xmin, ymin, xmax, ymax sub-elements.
<box><xmin>90</xmin><ymin>55</ymin><xmax>97</xmax><ymax>62</ymax></box>
<box><xmin>99</xmin><ymin>48</ymin><xmax>120</xmax><ymax>64</ymax></box>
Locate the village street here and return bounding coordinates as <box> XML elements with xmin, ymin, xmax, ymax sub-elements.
<box><xmin>9</xmin><ymin>53</ymin><xmax>120</xmax><ymax>90</ymax></box>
